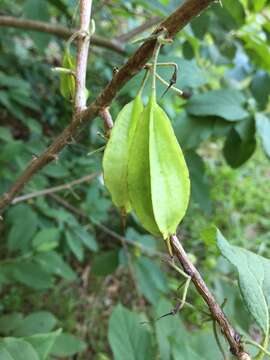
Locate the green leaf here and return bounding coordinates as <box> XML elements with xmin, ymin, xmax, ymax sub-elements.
<box><xmin>25</xmin><ymin>329</ymin><xmax>62</xmax><ymax>360</ymax></box>
<box><xmin>128</xmin><ymin>95</ymin><xmax>190</xmax><ymax>238</ymax></box>
<box><xmin>92</xmin><ymin>250</ymin><xmax>119</xmax><ymax>276</ymax></box>
<box><xmin>7</xmin><ymin>204</ymin><xmax>38</xmax><ymax>252</ymax></box>
<box><xmin>186</xmin><ymin>89</ymin><xmax>249</xmax><ymax>121</ymax></box>
<box><xmin>0</xmin><ymin>313</ymin><xmax>23</xmax><ymax>336</ymax></box>
<box><xmin>215</xmin><ymin>228</ymin><xmax>270</xmax><ymax>334</ymax></box>
<box><xmin>185</xmin><ymin>151</ymin><xmax>211</xmax><ymax>214</ymax></box>
<box><xmin>73</xmin><ymin>227</ymin><xmax>98</xmax><ymax>252</ymax></box>
<box><xmin>35</xmin><ymin>251</ymin><xmax>76</xmax><ymax>281</ymax></box>
<box><xmin>255</xmin><ymin>113</ymin><xmax>270</xmax><ymax>158</ymax></box>
<box><xmin>250</xmin><ymin>71</ymin><xmax>270</xmax><ymax>110</ymax></box>
<box><xmin>12</xmin><ymin>311</ymin><xmax>57</xmax><ymax>337</ymax></box>
<box><xmin>51</xmin><ymin>333</ymin><xmax>86</xmax><ymax>357</ymax></box>
<box><xmin>134</xmin><ymin>257</ymin><xmax>169</xmax><ymax>304</ymax></box>
<box><xmin>60</xmin><ymin>48</ymin><xmax>76</xmax><ymax>100</ymax></box>
<box><xmin>223</xmin><ymin>119</ymin><xmax>256</xmax><ymax>168</ymax></box>
<box><xmin>0</xmin><ymin>338</ymin><xmax>39</xmax><ymax>360</ymax></box>
<box><xmin>108</xmin><ymin>304</ymin><xmax>154</xmax><ymax>360</ymax></box>
<box><xmin>32</xmin><ymin>228</ymin><xmax>61</xmax><ymax>252</ymax></box>
<box><xmin>103</xmin><ymin>96</ymin><xmax>143</xmax><ymax>213</ymax></box>
<box><xmin>66</xmin><ymin>231</ymin><xmax>84</xmax><ymax>261</ymax></box>
<box><xmin>11</xmin><ymin>261</ymin><xmax>53</xmax><ymax>290</ymax></box>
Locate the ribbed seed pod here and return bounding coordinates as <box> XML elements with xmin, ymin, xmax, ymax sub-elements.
<box><xmin>103</xmin><ymin>95</ymin><xmax>143</xmax><ymax>214</ymax></box>
<box><xmin>128</xmin><ymin>94</ymin><xmax>190</xmax><ymax>238</ymax></box>
<box><xmin>60</xmin><ymin>48</ymin><xmax>76</xmax><ymax>101</ymax></box>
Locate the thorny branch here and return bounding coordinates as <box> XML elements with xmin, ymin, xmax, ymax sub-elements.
<box><xmin>0</xmin><ymin>1</ymin><xmax>251</xmax><ymax>358</ymax></box>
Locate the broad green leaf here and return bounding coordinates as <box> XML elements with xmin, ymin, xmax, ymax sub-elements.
<box><xmin>32</xmin><ymin>228</ymin><xmax>61</xmax><ymax>252</ymax></box>
<box><xmin>60</xmin><ymin>48</ymin><xmax>76</xmax><ymax>100</ymax></box>
<box><xmin>128</xmin><ymin>95</ymin><xmax>190</xmax><ymax>238</ymax></box>
<box><xmin>108</xmin><ymin>304</ymin><xmax>154</xmax><ymax>360</ymax></box>
<box><xmin>103</xmin><ymin>96</ymin><xmax>143</xmax><ymax>213</ymax></box>
<box><xmin>255</xmin><ymin>113</ymin><xmax>270</xmax><ymax>158</ymax></box>
<box><xmin>223</xmin><ymin>125</ymin><xmax>256</xmax><ymax>168</ymax></box>
<box><xmin>185</xmin><ymin>151</ymin><xmax>211</xmax><ymax>214</ymax></box>
<box><xmin>12</xmin><ymin>311</ymin><xmax>57</xmax><ymax>337</ymax></box>
<box><xmin>215</xmin><ymin>228</ymin><xmax>270</xmax><ymax>335</ymax></box>
<box><xmin>0</xmin><ymin>338</ymin><xmax>39</xmax><ymax>360</ymax></box>
<box><xmin>92</xmin><ymin>250</ymin><xmax>119</xmax><ymax>276</ymax></box>
<box><xmin>186</xmin><ymin>89</ymin><xmax>248</xmax><ymax>121</ymax></box>
<box><xmin>134</xmin><ymin>257</ymin><xmax>169</xmax><ymax>304</ymax></box>
<box><xmin>73</xmin><ymin>226</ymin><xmax>98</xmax><ymax>252</ymax></box>
<box><xmin>7</xmin><ymin>204</ymin><xmax>38</xmax><ymax>252</ymax></box>
<box><xmin>25</xmin><ymin>329</ymin><xmax>62</xmax><ymax>360</ymax></box>
<box><xmin>35</xmin><ymin>251</ymin><xmax>76</xmax><ymax>281</ymax></box>
<box><xmin>250</xmin><ymin>71</ymin><xmax>270</xmax><ymax>110</ymax></box>
<box><xmin>66</xmin><ymin>231</ymin><xmax>84</xmax><ymax>261</ymax></box>
<box><xmin>51</xmin><ymin>333</ymin><xmax>86</xmax><ymax>357</ymax></box>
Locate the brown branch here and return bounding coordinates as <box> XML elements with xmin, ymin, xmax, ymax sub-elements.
<box><xmin>170</xmin><ymin>235</ymin><xmax>251</xmax><ymax>360</ymax></box>
<box><xmin>116</xmin><ymin>16</ymin><xmax>162</xmax><ymax>42</ymax></box>
<box><xmin>75</xmin><ymin>0</ymin><xmax>92</xmax><ymax>112</ymax></box>
<box><xmin>11</xmin><ymin>172</ymin><xmax>100</xmax><ymax>205</ymax></box>
<box><xmin>0</xmin><ymin>15</ymin><xmax>125</xmax><ymax>54</ymax></box>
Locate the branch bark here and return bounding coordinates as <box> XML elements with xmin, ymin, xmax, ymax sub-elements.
<box><xmin>170</xmin><ymin>235</ymin><xmax>250</xmax><ymax>360</ymax></box>
<box><xmin>0</xmin><ymin>15</ymin><xmax>125</xmax><ymax>54</ymax></box>
<box><xmin>75</xmin><ymin>0</ymin><xmax>92</xmax><ymax>112</ymax></box>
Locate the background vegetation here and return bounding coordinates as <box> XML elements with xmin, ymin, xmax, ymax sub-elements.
<box><xmin>0</xmin><ymin>0</ymin><xmax>270</xmax><ymax>359</ymax></box>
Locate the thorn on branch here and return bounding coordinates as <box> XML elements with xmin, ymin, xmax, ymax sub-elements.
<box><xmin>100</xmin><ymin>107</ymin><xmax>113</xmax><ymax>137</ymax></box>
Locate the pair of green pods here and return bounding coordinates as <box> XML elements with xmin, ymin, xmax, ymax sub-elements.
<box><xmin>103</xmin><ymin>94</ymin><xmax>190</xmax><ymax>240</ymax></box>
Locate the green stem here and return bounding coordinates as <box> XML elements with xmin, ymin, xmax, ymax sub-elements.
<box><xmin>246</xmin><ymin>337</ymin><xmax>270</xmax><ymax>358</ymax></box>
<box><xmin>137</xmin><ymin>69</ymin><xmax>149</xmax><ymax>97</ymax></box>
<box><xmin>155</xmin><ymin>72</ymin><xmax>183</xmax><ymax>96</ymax></box>
<box><xmin>151</xmin><ymin>42</ymin><xmax>162</xmax><ymax>99</ymax></box>
<box><xmin>213</xmin><ymin>320</ymin><xmax>228</xmax><ymax>360</ymax></box>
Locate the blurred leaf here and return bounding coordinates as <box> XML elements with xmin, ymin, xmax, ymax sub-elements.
<box><xmin>173</xmin><ymin>111</ymin><xmax>213</xmax><ymax>150</ymax></box>
<box><xmin>10</xmin><ymin>261</ymin><xmax>53</xmax><ymax>289</ymax></box>
<box><xmin>7</xmin><ymin>205</ymin><xmax>38</xmax><ymax>252</ymax></box>
<box><xmin>25</xmin><ymin>329</ymin><xmax>62</xmax><ymax>360</ymax></box>
<box><xmin>92</xmin><ymin>250</ymin><xmax>119</xmax><ymax>276</ymax></box>
<box><xmin>185</xmin><ymin>151</ymin><xmax>211</xmax><ymax>214</ymax></box>
<box><xmin>125</xmin><ymin>228</ymin><xmax>157</xmax><ymax>251</ymax></box>
<box><xmin>51</xmin><ymin>333</ymin><xmax>86</xmax><ymax>356</ymax></box>
<box><xmin>32</xmin><ymin>228</ymin><xmax>61</xmax><ymax>252</ymax></box>
<box><xmin>250</xmin><ymin>71</ymin><xmax>270</xmax><ymax>109</ymax></box>
<box><xmin>12</xmin><ymin>311</ymin><xmax>57</xmax><ymax>337</ymax></box>
<box><xmin>66</xmin><ymin>231</ymin><xmax>84</xmax><ymax>261</ymax></box>
<box><xmin>255</xmin><ymin>113</ymin><xmax>270</xmax><ymax>158</ymax></box>
<box><xmin>0</xmin><ymin>338</ymin><xmax>39</xmax><ymax>360</ymax></box>
<box><xmin>186</xmin><ymin>89</ymin><xmax>248</xmax><ymax>121</ymax></box>
<box><xmin>0</xmin><ymin>313</ymin><xmax>23</xmax><ymax>336</ymax></box>
<box><xmin>108</xmin><ymin>304</ymin><xmax>154</xmax><ymax>360</ymax></box>
<box><xmin>72</xmin><ymin>226</ymin><xmax>98</xmax><ymax>252</ymax></box>
<box><xmin>35</xmin><ymin>251</ymin><xmax>76</xmax><ymax>281</ymax></box>
<box><xmin>223</xmin><ymin>119</ymin><xmax>256</xmax><ymax>168</ymax></box>
<box><xmin>134</xmin><ymin>257</ymin><xmax>169</xmax><ymax>304</ymax></box>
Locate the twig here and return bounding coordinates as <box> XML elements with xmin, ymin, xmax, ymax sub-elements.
<box><xmin>0</xmin><ymin>0</ymin><xmax>216</xmax><ymax>214</ymax></box>
<box><xmin>100</xmin><ymin>107</ymin><xmax>114</xmax><ymax>136</ymax></box>
<box><xmin>116</xmin><ymin>16</ymin><xmax>161</xmax><ymax>42</ymax></box>
<box><xmin>0</xmin><ymin>15</ymin><xmax>125</xmax><ymax>54</ymax></box>
<box><xmin>170</xmin><ymin>235</ymin><xmax>250</xmax><ymax>359</ymax></box>
<box><xmin>75</xmin><ymin>0</ymin><xmax>92</xmax><ymax>112</ymax></box>
<box><xmin>11</xmin><ymin>172</ymin><xmax>100</xmax><ymax>204</ymax></box>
